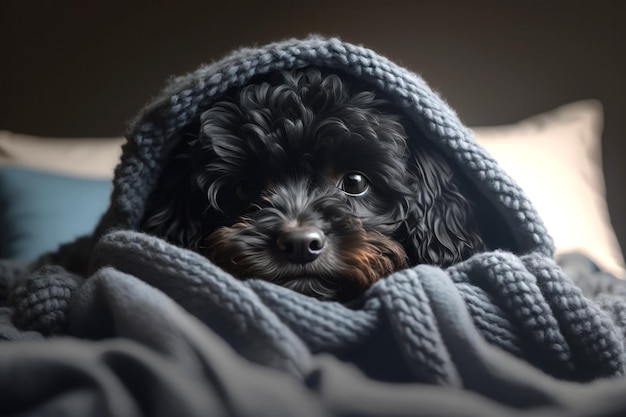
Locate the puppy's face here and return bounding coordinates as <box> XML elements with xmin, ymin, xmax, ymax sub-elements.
<box><xmin>142</xmin><ymin>68</ymin><xmax>485</xmax><ymax>301</ymax></box>
<box><xmin>195</xmin><ymin>71</ymin><xmax>413</xmax><ymax>301</ymax></box>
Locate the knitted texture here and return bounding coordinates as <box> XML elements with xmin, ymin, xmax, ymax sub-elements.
<box><xmin>7</xmin><ymin>265</ymin><xmax>82</xmax><ymax>335</ymax></box>
<box><xmin>4</xmin><ymin>230</ymin><xmax>624</xmax><ymax>382</ymax></box>
<box><xmin>83</xmin><ymin>230</ymin><xmax>623</xmax><ymax>383</ymax></box>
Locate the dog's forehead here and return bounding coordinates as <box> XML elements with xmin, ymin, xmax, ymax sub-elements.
<box><xmin>239</xmin><ymin>133</ymin><xmax>338</xmax><ymax>181</ymax></box>
<box><xmin>200</xmin><ymin>66</ymin><xmax>411</xmax><ymax>186</ymax></box>
<box><xmin>240</xmin><ymin>127</ymin><xmax>401</xmax><ymax>182</ymax></box>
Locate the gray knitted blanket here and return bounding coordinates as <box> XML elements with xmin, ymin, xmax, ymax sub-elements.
<box><xmin>93</xmin><ymin>232</ymin><xmax>624</xmax><ymax>383</ymax></box>
<box><xmin>3</xmin><ymin>231</ymin><xmax>626</xmax><ymax>416</ymax></box>
<box><xmin>2</xmin><ymin>36</ymin><xmax>626</xmax><ymax>416</ymax></box>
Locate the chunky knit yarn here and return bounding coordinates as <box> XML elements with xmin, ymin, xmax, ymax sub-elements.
<box><xmin>4</xmin><ymin>37</ymin><xmax>626</xmax><ymax>389</ymax></box>
<box><xmin>86</xmin><ymin>231</ymin><xmax>623</xmax><ymax>383</ymax></box>
<box><xmin>8</xmin><ymin>266</ymin><xmax>81</xmax><ymax>335</ymax></box>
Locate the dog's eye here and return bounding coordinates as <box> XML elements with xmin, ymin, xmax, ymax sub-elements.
<box><xmin>339</xmin><ymin>172</ymin><xmax>369</xmax><ymax>196</ymax></box>
<box><xmin>235</xmin><ymin>180</ymin><xmax>261</xmax><ymax>201</ymax></box>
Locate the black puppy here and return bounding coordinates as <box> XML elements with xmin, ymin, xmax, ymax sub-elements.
<box><xmin>142</xmin><ymin>68</ymin><xmax>484</xmax><ymax>301</ymax></box>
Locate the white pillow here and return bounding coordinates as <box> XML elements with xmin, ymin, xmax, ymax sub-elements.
<box><xmin>0</xmin><ymin>131</ymin><xmax>124</xmax><ymax>179</ymax></box>
<box><xmin>472</xmin><ymin>100</ymin><xmax>625</xmax><ymax>278</ymax></box>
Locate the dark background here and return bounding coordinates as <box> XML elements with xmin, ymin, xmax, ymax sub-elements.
<box><xmin>1</xmin><ymin>0</ymin><xmax>625</xmax><ymax>258</ymax></box>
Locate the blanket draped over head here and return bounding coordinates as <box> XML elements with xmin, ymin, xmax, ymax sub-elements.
<box><xmin>2</xmin><ymin>36</ymin><xmax>626</xmax><ymax>417</ymax></box>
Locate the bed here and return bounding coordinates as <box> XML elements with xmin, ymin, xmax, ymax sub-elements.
<box><xmin>1</xmin><ymin>2</ymin><xmax>626</xmax><ymax>416</ymax></box>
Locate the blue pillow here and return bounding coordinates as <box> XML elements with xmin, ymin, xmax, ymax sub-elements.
<box><xmin>0</xmin><ymin>166</ymin><xmax>112</xmax><ymax>262</ymax></box>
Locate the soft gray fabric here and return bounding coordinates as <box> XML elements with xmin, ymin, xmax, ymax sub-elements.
<box><xmin>2</xmin><ymin>36</ymin><xmax>626</xmax><ymax>415</ymax></box>
<box><xmin>2</xmin><ymin>239</ymin><xmax>626</xmax><ymax>416</ymax></box>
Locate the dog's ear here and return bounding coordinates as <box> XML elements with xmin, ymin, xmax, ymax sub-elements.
<box><xmin>140</xmin><ymin>135</ymin><xmax>208</xmax><ymax>251</ymax></box>
<box><xmin>401</xmin><ymin>143</ymin><xmax>485</xmax><ymax>267</ymax></box>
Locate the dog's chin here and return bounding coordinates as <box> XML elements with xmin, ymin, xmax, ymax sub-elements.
<box><xmin>278</xmin><ymin>276</ymin><xmax>340</xmax><ymax>301</ymax></box>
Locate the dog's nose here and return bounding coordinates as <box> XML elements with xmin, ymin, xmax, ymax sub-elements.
<box><xmin>276</xmin><ymin>226</ymin><xmax>326</xmax><ymax>264</ymax></box>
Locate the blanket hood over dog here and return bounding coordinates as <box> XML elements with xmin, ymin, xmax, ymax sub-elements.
<box><xmin>6</xmin><ymin>36</ymin><xmax>626</xmax><ymax>417</ymax></box>
<box><xmin>94</xmin><ymin>35</ymin><xmax>554</xmax><ymax>260</ymax></box>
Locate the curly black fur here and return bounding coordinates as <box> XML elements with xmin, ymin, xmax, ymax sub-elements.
<box><xmin>141</xmin><ymin>67</ymin><xmax>485</xmax><ymax>301</ymax></box>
